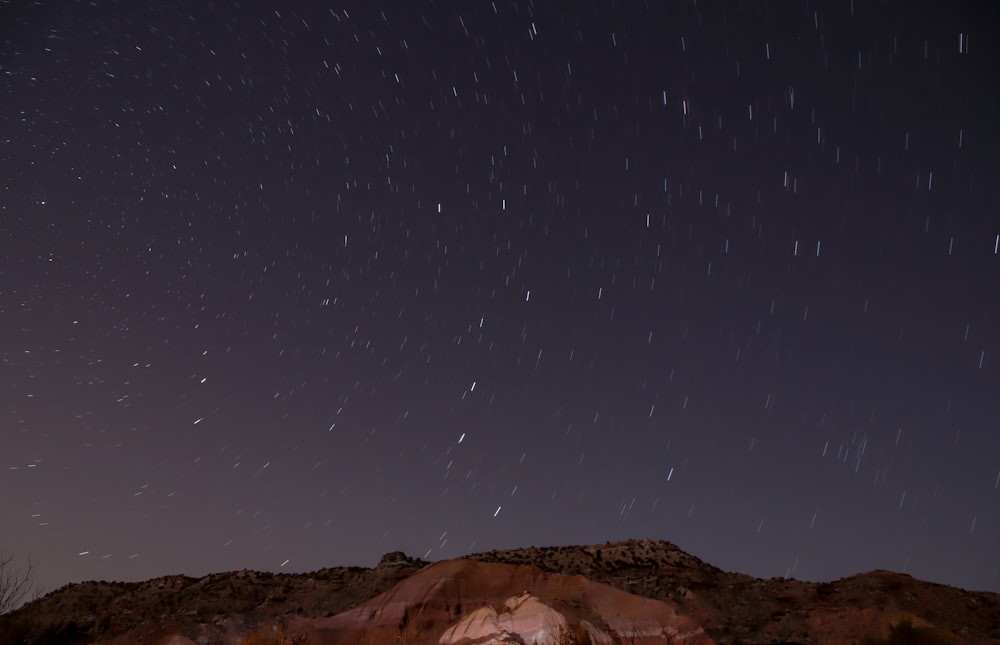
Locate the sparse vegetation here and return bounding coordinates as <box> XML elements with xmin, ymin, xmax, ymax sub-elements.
<box><xmin>0</xmin><ymin>551</ymin><xmax>35</xmax><ymax>615</ymax></box>
<box><xmin>557</xmin><ymin>624</ymin><xmax>593</xmax><ymax>644</ymax></box>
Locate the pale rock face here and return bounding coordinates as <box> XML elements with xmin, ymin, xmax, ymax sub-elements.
<box><xmin>438</xmin><ymin>605</ymin><xmax>507</xmax><ymax>643</ymax></box>
<box><xmin>497</xmin><ymin>593</ymin><xmax>569</xmax><ymax>644</ymax></box>
<box><xmin>439</xmin><ymin>593</ymin><xmax>571</xmax><ymax>645</ymax></box>
<box><xmin>312</xmin><ymin>559</ymin><xmax>713</xmax><ymax>645</ymax></box>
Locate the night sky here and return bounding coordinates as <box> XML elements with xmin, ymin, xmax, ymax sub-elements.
<box><xmin>3</xmin><ymin>1</ymin><xmax>999</xmax><ymax>599</ymax></box>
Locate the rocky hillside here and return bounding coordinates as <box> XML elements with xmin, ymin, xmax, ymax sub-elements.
<box><xmin>465</xmin><ymin>540</ymin><xmax>1000</xmax><ymax>644</ymax></box>
<box><xmin>0</xmin><ymin>539</ymin><xmax>997</xmax><ymax>644</ymax></box>
<box><xmin>304</xmin><ymin>557</ymin><xmax>711</xmax><ymax>644</ymax></box>
<box><xmin>0</xmin><ymin>551</ymin><xmax>426</xmax><ymax>644</ymax></box>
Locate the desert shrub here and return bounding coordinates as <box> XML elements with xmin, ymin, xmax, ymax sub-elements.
<box><xmin>859</xmin><ymin>619</ymin><xmax>950</xmax><ymax>645</ymax></box>
<box><xmin>0</xmin><ymin>618</ymin><xmax>86</xmax><ymax>645</ymax></box>
<box><xmin>0</xmin><ymin>552</ymin><xmax>35</xmax><ymax>615</ymax></box>
<box><xmin>556</xmin><ymin>624</ymin><xmax>592</xmax><ymax>645</ymax></box>
<box><xmin>0</xmin><ymin>615</ymin><xmax>33</xmax><ymax>644</ymax></box>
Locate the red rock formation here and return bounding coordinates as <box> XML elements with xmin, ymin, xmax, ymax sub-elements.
<box><xmin>306</xmin><ymin>558</ymin><xmax>712</xmax><ymax>645</ymax></box>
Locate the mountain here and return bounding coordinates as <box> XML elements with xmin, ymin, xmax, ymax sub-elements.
<box><xmin>1</xmin><ymin>539</ymin><xmax>998</xmax><ymax>644</ymax></box>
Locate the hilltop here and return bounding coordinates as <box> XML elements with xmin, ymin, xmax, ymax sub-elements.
<box><xmin>1</xmin><ymin>539</ymin><xmax>997</xmax><ymax>644</ymax></box>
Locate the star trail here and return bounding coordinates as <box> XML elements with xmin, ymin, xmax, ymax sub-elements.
<box><xmin>2</xmin><ymin>1</ymin><xmax>999</xmax><ymax>597</ymax></box>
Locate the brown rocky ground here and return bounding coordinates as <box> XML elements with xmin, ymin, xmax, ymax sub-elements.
<box><xmin>0</xmin><ymin>539</ymin><xmax>997</xmax><ymax>644</ymax></box>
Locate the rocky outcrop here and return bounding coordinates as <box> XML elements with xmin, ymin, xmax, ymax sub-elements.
<box><xmin>439</xmin><ymin>592</ymin><xmax>570</xmax><ymax>644</ymax></box>
<box><xmin>310</xmin><ymin>558</ymin><xmax>713</xmax><ymax>645</ymax></box>
<box><xmin>436</xmin><ymin>590</ymin><xmax>709</xmax><ymax>645</ymax></box>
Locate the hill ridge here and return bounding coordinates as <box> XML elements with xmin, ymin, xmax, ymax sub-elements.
<box><xmin>1</xmin><ymin>539</ymin><xmax>998</xmax><ymax>644</ymax></box>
